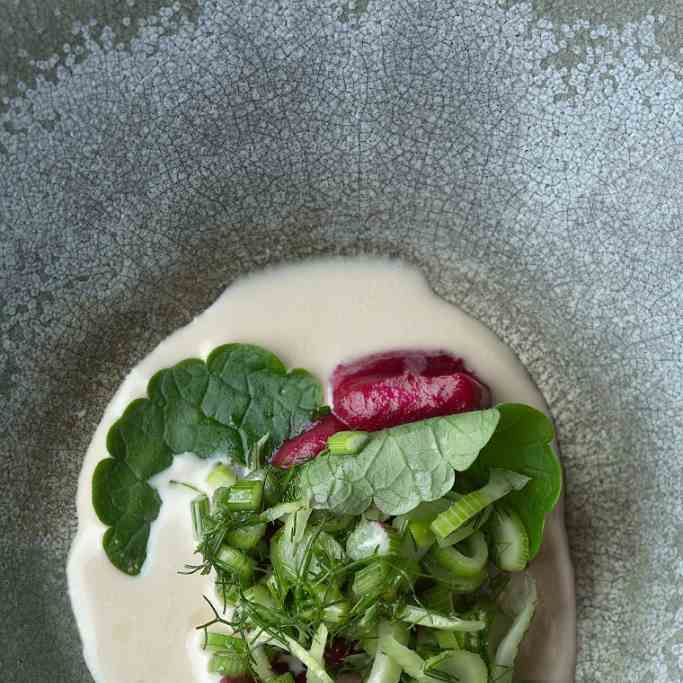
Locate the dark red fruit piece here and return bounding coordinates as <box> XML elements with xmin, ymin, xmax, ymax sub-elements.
<box><xmin>271</xmin><ymin>414</ymin><xmax>347</xmax><ymax>469</ymax></box>
<box><xmin>270</xmin><ymin>659</ymin><xmax>290</xmax><ymax>675</ymax></box>
<box><xmin>294</xmin><ymin>671</ymin><xmax>307</xmax><ymax>683</ymax></box>
<box><xmin>324</xmin><ymin>638</ymin><xmax>356</xmax><ymax>669</ymax></box>
<box><xmin>332</xmin><ymin>350</ymin><xmax>465</xmax><ymax>388</ymax></box>
<box><xmin>331</xmin><ymin>350</ymin><xmax>491</xmax><ymax>431</ymax></box>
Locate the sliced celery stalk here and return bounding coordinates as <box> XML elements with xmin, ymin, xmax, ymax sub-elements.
<box><xmin>225</xmin><ymin>522</ymin><xmax>267</xmax><ymax>550</ymax></box>
<box><xmin>250</xmin><ymin>644</ymin><xmax>275</xmax><ymax>682</ymax></box>
<box><xmin>378</xmin><ymin>635</ymin><xmax>425</xmax><ymax>679</ymax></box>
<box><xmin>215</xmin><ymin>545</ymin><xmax>255</xmax><ymax>584</ymax></box>
<box><xmin>222</xmin><ymin>480</ymin><xmax>264</xmax><ymax>512</ymax></box>
<box><xmin>408</xmin><ymin>519</ymin><xmax>436</xmax><ymax>554</ymax></box>
<box><xmin>436</xmin><ymin>506</ymin><xmax>492</xmax><ymax>548</ymax></box>
<box><xmin>366</xmin><ymin>621</ymin><xmax>409</xmax><ymax>683</ymax></box>
<box><xmin>327</xmin><ymin>430</ymin><xmax>370</xmax><ymax>455</ymax></box>
<box><xmin>488</xmin><ymin>504</ymin><xmax>530</xmax><ymax>572</ymax></box>
<box><xmin>420</xmin><ymin>650</ymin><xmax>488</xmax><ymax>683</ymax></box>
<box><xmin>260</xmin><ymin>500</ymin><xmax>305</xmax><ymax>522</ymax></box>
<box><xmin>270</xmin><ymin>675</ymin><xmax>295</xmax><ymax>683</ymax></box>
<box><xmin>282</xmin><ymin>634</ymin><xmax>333</xmax><ymax>683</ymax></box>
<box><xmin>491</xmin><ymin>574</ymin><xmax>538</xmax><ymax>683</ymax></box>
<box><xmin>430</xmin><ymin>531</ymin><xmax>489</xmax><ymax>577</ymax></box>
<box><xmin>208</xmin><ymin>652</ymin><xmax>249</xmax><ymax>677</ymax></box>
<box><xmin>307</xmin><ymin>623</ymin><xmax>328</xmax><ymax>683</ymax></box>
<box><xmin>430</xmin><ymin>469</ymin><xmax>530</xmax><ymax>539</ymax></box>
<box><xmin>396</xmin><ymin>605</ymin><xmax>485</xmax><ymax>632</ymax></box>
<box><xmin>191</xmin><ymin>494</ymin><xmax>210</xmax><ymax>541</ymax></box>
<box><xmin>207</xmin><ymin>463</ymin><xmax>237</xmax><ymax>490</ymax></box>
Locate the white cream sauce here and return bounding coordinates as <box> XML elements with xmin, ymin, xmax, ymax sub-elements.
<box><xmin>68</xmin><ymin>259</ymin><xmax>576</xmax><ymax>683</ymax></box>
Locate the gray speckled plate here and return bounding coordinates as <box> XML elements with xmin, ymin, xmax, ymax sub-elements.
<box><xmin>1</xmin><ymin>2</ymin><xmax>682</xmax><ymax>682</ymax></box>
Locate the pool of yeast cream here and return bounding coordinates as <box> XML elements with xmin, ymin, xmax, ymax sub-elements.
<box><xmin>67</xmin><ymin>259</ymin><xmax>576</xmax><ymax>683</ymax></box>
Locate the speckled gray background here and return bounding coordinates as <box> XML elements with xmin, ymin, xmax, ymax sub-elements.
<box><xmin>1</xmin><ymin>1</ymin><xmax>682</xmax><ymax>681</ymax></box>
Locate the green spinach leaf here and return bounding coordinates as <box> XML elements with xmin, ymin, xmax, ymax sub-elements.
<box><xmin>92</xmin><ymin>344</ymin><xmax>323</xmax><ymax>575</ymax></box>
<box><xmin>202</xmin><ymin>345</ymin><xmax>322</xmax><ymax>455</ymax></box>
<box><xmin>106</xmin><ymin>399</ymin><xmax>173</xmax><ymax>480</ymax></box>
<box><xmin>149</xmin><ymin>360</ymin><xmax>242</xmax><ymax>459</ymax></box>
<box><xmin>471</xmin><ymin>403</ymin><xmax>562</xmax><ymax>559</ymax></box>
<box><xmin>92</xmin><ymin>458</ymin><xmax>161</xmax><ymax>574</ymax></box>
<box><xmin>299</xmin><ymin>408</ymin><xmax>501</xmax><ymax>515</ymax></box>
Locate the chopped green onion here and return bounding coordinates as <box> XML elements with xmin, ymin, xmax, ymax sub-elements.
<box><xmin>312</xmin><ymin>405</ymin><xmax>332</xmax><ymax>420</ymax></box>
<box><xmin>396</xmin><ymin>605</ymin><xmax>485</xmax><ymax>632</ymax></box>
<box><xmin>207</xmin><ymin>463</ymin><xmax>237</xmax><ymax>490</ymax></box>
<box><xmin>430</xmin><ymin>531</ymin><xmax>489</xmax><ymax>577</ymax></box>
<box><xmin>215</xmin><ymin>545</ymin><xmax>256</xmax><ymax>584</ymax></box>
<box><xmin>430</xmin><ymin>469</ymin><xmax>530</xmax><ymax>539</ymax></box>
<box><xmin>327</xmin><ymin>430</ymin><xmax>369</xmax><ymax>455</ymax></box>
<box><xmin>225</xmin><ymin>522</ymin><xmax>267</xmax><ymax>550</ymax></box>
<box><xmin>216</xmin><ymin>480</ymin><xmax>264</xmax><ymax>512</ymax></box>
<box><xmin>346</xmin><ymin>519</ymin><xmax>400</xmax><ymax>560</ymax></box>
<box><xmin>488</xmin><ymin>503</ymin><xmax>530</xmax><ymax>572</ymax></box>
<box><xmin>191</xmin><ymin>494</ymin><xmax>210</xmax><ymax>541</ymax></box>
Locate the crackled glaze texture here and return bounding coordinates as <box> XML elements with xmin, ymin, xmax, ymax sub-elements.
<box><xmin>0</xmin><ymin>1</ymin><xmax>682</xmax><ymax>682</ymax></box>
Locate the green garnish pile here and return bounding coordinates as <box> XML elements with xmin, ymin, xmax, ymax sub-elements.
<box><xmin>92</xmin><ymin>344</ymin><xmax>562</xmax><ymax>683</ymax></box>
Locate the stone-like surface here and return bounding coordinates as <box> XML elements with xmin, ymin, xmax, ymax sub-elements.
<box><xmin>0</xmin><ymin>1</ymin><xmax>681</xmax><ymax>681</ymax></box>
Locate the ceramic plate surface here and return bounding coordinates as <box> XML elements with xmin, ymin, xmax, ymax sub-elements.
<box><xmin>1</xmin><ymin>2</ymin><xmax>682</xmax><ymax>682</ymax></box>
